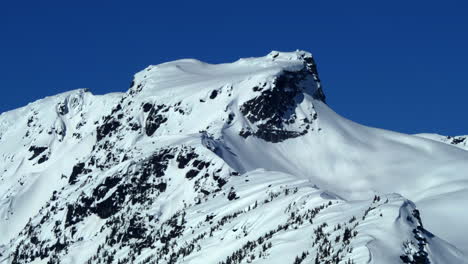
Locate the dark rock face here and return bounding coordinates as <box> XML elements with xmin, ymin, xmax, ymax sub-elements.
<box><xmin>176</xmin><ymin>149</ymin><xmax>199</xmax><ymax>169</ymax></box>
<box><xmin>28</xmin><ymin>146</ymin><xmax>48</xmax><ymax>161</ymax></box>
<box><xmin>65</xmin><ymin>195</ymin><xmax>94</xmax><ymax>227</ymax></box>
<box><xmin>400</xmin><ymin>209</ymin><xmax>431</xmax><ymax>264</ymax></box>
<box><xmin>142</xmin><ymin>102</ymin><xmax>153</xmax><ymax>113</ymax></box>
<box><xmin>96</xmin><ymin>117</ymin><xmax>121</xmax><ymax>142</ymax></box>
<box><xmin>302</xmin><ymin>56</ymin><xmax>326</xmax><ymax>103</ymax></box>
<box><xmin>145</xmin><ymin>105</ymin><xmax>168</xmax><ymax>136</ymax></box>
<box><xmin>56</xmin><ymin>102</ymin><xmax>69</xmax><ymax>115</ymax></box>
<box><xmin>64</xmin><ymin>147</ymin><xmax>179</xmax><ymax>232</ymax></box>
<box><xmin>68</xmin><ymin>162</ymin><xmax>91</xmax><ymax>184</ymax></box>
<box><xmin>227</xmin><ymin>187</ymin><xmax>239</xmax><ymax>200</ymax></box>
<box><xmin>37</xmin><ymin>155</ymin><xmax>49</xmax><ymax>164</ymax></box>
<box><xmin>446</xmin><ymin>136</ymin><xmax>467</xmax><ymax>146</ymax></box>
<box><xmin>239</xmin><ymin>69</ymin><xmax>318</xmax><ymax>143</ymax></box>
<box><xmin>241</xmin><ymin>73</ymin><xmax>301</xmax><ymax>124</ymax></box>
<box><xmin>251</xmin><ymin>125</ymin><xmax>309</xmax><ymax>143</ymax></box>
<box><xmin>185</xmin><ymin>169</ymin><xmax>199</xmax><ymax>179</ymax></box>
<box><xmin>452</xmin><ymin>137</ymin><xmax>466</xmax><ymax>144</ymax></box>
<box><xmin>94</xmin><ymin>185</ymin><xmax>127</xmax><ymax>219</ymax></box>
<box><xmin>209</xmin><ymin>90</ymin><xmax>218</xmax><ymax>99</ymax></box>
<box><xmin>92</xmin><ymin>177</ymin><xmax>122</xmax><ymax>200</ymax></box>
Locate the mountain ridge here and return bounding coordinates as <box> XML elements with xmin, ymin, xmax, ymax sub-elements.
<box><xmin>0</xmin><ymin>51</ymin><xmax>467</xmax><ymax>264</ymax></box>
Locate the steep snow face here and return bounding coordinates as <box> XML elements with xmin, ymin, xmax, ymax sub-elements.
<box><xmin>0</xmin><ymin>51</ymin><xmax>467</xmax><ymax>263</ymax></box>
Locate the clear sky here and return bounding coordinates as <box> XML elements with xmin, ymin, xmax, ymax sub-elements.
<box><xmin>1</xmin><ymin>0</ymin><xmax>467</xmax><ymax>135</ymax></box>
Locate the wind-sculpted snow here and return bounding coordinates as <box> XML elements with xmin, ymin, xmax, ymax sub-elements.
<box><xmin>0</xmin><ymin>51</ymin><xmax>467</xmax><ymax>263</ymax></box>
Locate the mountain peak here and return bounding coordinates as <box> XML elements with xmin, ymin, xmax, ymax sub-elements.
<box><xmin>128</xmin><ymin>50</ymin><xmax>325</xmax><ymax>102</ymax></box>
<box><xmin>120</xmin><ymin>51</ymin><xmax>327</xmax><ymax>143</ymax></box>
<box><xmin>266</xmin><ymin>50</ymin><xmax>312</xmax><ymax>61</ymax></box>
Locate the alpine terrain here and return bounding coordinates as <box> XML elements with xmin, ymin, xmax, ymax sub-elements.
<box><xmin>0</xmin><ymin>51</ymin><xmax>467</xmax><ymax>264</ymax></box>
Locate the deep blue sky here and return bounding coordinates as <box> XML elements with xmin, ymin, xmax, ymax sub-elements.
<box><xmin>1</xmin><ymin>1</ymin><xmax>467</xmax><ymax>135</ymax></box>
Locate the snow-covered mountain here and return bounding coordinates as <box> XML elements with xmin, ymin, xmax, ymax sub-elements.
<box><xmin>0</xmin><ymin>51</ymin><xmax>467</xmax><ymax>264</ymax></box>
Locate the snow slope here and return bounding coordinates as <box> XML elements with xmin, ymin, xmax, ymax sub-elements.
<box><xmin>415</xmin><ymin>133</ymin><xmax>468</xmax><ymax>151</ymax></box>
<box><xmin>0</xmin><ymin>51</ymin><xmax>467</xmax><ymax>263</ymax></box>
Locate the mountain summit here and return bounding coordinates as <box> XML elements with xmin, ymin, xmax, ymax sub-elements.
<box><xmin>0</xmin><ymin>51</ymin><xmax>467</xmax><ymax>264</ymax></box>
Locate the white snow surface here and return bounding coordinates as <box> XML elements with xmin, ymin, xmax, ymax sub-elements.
<box><xmin>0</xmin><ymin>50</ymin><xmax>467</xmax><ymax>264</ymax></box>
<box><xmin>415</xmin><ymin>133</ymin><xmax>468</xmax><ymax>151</ymax></box>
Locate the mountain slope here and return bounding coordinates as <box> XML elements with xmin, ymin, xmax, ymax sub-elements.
<box><xmin>0</xmin><ymin>51</ymin><xmax>467</xmax><ymax>263</ymax></box>
<box><xmin>415</xmin><ymin>133</ymin><xmax>468</xmax><ymax>151</ymax></box>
